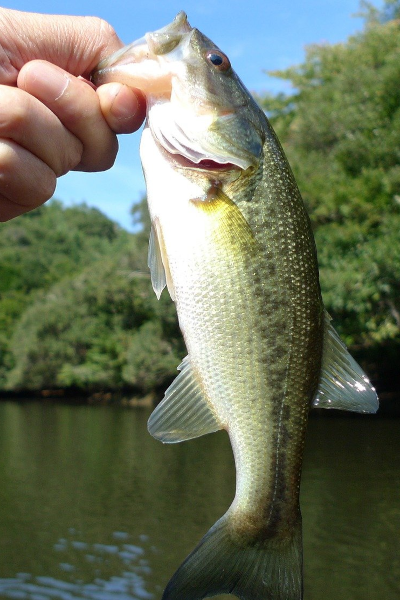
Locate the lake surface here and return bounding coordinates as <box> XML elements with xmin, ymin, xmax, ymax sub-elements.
<box><xmin>0</xmin><ymin>400</ymin><xmax>398</xmax><ymax>600</ymax></box>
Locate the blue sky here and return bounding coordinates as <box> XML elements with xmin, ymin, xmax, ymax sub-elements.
<box><xmin>6</xmin><ymin>0</ymin><xmax>384</xmax><ymax>231</ymax></box>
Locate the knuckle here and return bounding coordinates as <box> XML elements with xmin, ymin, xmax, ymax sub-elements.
<box><xmin>0</xmin><ymin>140</ymin><xmax>56</xmax><ymax>207</ymax></box>
<box><xmin>39</xmin><ymin>173</ymin><xmax>57</xmax><ymax>202</ymax></box>
<box><xmin>78</xmin><ymin>136</ymin><xmax>118</xmax><ymax>173</ymax></box>
<box><xmin>100</xmin><ymin>138</ymin><xmax>118</xmax><ymax>171</ymax></box>
<box><xmin>57</xmin><ymin>138</ymin><xmax>83</xmax><ymax>176</ymax></box>
<box><xmin>95</xmin><ymin>18</ymin><xmax>120</xmax><ymax>47</ymax></box>
<box><xmin>69</xmin><ymin>142</ymin><xmax>84</xmax><ymax>172</ymax></box>
<box><xmin>0</xmin><ymin>47</ymin><xmax>18</xmax><ymax>85</ymax></box>
<box><xmin>54</xmin><ymin>77</ymin><xmax>98</xmax><ymax>131</ymax></box>
<box><xmin>0</xmin><ymin>87</ymin><xmax>30</xmax><ymax>136</ymax></box>
<box><xmin>0</xmin><ymin>140</ymin><xmax>18</xmax><ymax>171</ymax></box>
<box><xmin>82</xmin><ymin>17</ymin><xmax>120</xmax><ymax>62</ymax></box>
<box><xmin>27</xmin><ymin>170</ymin><xmax>57</xmax><ymax>205</ymax></box>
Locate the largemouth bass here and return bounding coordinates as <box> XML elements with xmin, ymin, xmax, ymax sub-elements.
<box><xmin>92</xmin><ymin>12</ymin><xmax>378</xmax><ymax>600</ymax></box>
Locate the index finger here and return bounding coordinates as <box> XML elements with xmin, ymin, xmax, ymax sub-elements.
<box><xmin>18</xmin><ymin>60</ymin><xmax>118</xmax><ymax>172</ymax></box>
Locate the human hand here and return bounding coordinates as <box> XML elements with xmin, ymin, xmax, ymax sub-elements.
<box><xmin>0</xmin><ymin>8</ymin><xmax>146</xmax><ymax>221</ymax></box>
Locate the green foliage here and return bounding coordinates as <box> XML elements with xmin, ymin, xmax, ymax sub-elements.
<box><xmin>359</xmin><ymin>0</ymin><xmax>400</xmax><ymax>23</ymax></box>
<box><xmin>0</xmin><ymin>201</ymin><xmax>183</xmax><ymax>393</ymax></box>
<box><xmin>122</xmin><ymin>321</ymin><xmax>182</xmax><ymax>392</ymax></box>
<box><xmin>0</xmin><ymin>201</ymin><xmax>124</xmax><ymax>292</ymax></box>
<box><xmin>261</xmin><ymin>9</ymin><xmax>400</xmax><ymax>349</ymax></box>
<box><xmin>2</xmin><ymin>2</ymin><xmax>400</xmax><ymax>393</ymax></box>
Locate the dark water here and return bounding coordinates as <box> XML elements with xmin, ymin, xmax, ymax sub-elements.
<box><xmin>0</xmin><ymin>401</ymin><xmax>398</xmax><ymax>600</ymax></box>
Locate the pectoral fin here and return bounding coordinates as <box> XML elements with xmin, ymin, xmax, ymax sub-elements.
<box><xmin>148</xmin><ymin>221</ymin><xmax>176</xmax><ymax>301</ymax></box>
<box><xmin>148</xmin><ymin>224</ymin><xmax>166</xmax><ymax>299</ymax></box>
<box><xmin>148</xmin><ymin>356</ymin><xmax>223</xmax><ymax>443</ymax></box>
<box><xmin>312</xmin><ymin>312</ymin><xmax>378</xmax><ymax>413</ymax></box>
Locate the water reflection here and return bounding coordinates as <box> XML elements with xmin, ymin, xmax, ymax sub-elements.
<box><xmin>302</xmin><ymin>416</ymin><xmax>400</xmax><ymax>600</ymax></box>
<box><xmin>0</xmin><ymin>530</ymin><xmax>154</xmax><ymax>599</ymax></box>
<box><xmin>0</xmin><ymin>401</ymin><xmax>398</xmax><ymax>600</ymax></box>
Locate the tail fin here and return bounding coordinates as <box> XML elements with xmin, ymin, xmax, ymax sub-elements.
<box><xmin>162</xmin><ymin>514</ymin><xmax>303</xmax><ymax>600</ymax></box>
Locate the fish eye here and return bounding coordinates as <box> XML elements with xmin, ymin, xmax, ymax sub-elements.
<box><xmin>206</xmin><ymin>50</ymin><xmax>231</xmax><ymax>72</ymax></box>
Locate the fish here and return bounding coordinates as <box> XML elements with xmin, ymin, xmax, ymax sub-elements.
<box><xmin>92</xmin><ymin>12</ymin><xmax>378</xmax><ymax>600</ymax></box>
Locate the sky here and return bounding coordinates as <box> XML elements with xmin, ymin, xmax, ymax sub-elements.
<box><xmin>5</xmin><ymin>0</ymin><xmax>384</xmax><ymax>231</ymax></box>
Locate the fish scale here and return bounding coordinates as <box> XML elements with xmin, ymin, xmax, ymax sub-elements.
<box><xmin>92</xmin><ymin>11</ymin><xmax>378</xmax><ymax>600</ymax></box>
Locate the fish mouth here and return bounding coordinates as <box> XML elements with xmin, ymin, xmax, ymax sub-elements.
<box><xmin>91</xmin><ymin>12</ymin><xmax>192</xmax><ymax>90</ymax></box>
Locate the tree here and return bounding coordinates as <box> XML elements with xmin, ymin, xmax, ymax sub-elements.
<box><xmin>260</xmin><ymin>6</ymin><xmax>400</xmax><ymax>358</ymax></box>
<box><xmin>0</xmin><ymin>200</ymin><xmax>184</xmax><ymax>393</ymax></box>
<box><xmin>0</xmin><ymin>201</ymin><xmax>129</xmax><ymax>386</ymax></box>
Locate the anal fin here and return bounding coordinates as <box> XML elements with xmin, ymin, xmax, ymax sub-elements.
<box><xmin>148</xmin><ymin>356</ymin><xmax>223</xmax><ymax>443</ymax></box>
<box><xmin>312</xmin><ymin>312</ymin><xmax>378</xmax><ymax>413</ymax></box>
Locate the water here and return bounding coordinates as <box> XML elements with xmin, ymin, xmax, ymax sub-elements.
<box><xmin>0</xmin><ymin>401</ymin><xmax>398</xmax><ymax>600</ymax></box>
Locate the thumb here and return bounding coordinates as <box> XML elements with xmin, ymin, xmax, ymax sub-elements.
<box><xmin>0</xmin><ymin>8</ymin><xmax>123</xmax><ymax>85</ymax></box>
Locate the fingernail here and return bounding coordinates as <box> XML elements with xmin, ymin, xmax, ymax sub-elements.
<box><xmin>22</xmin><ymin>62</ymin><xmax>70</xmax><ymax>103</ymax></box>
<box><xmin>108</xmin><ymin>83</ymin><xmax>140</xmax><ymax>121</ymax></box>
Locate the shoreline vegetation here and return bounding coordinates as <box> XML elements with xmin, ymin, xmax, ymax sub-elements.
<box><xmin>0</xmin><ymin>388</ymin><xmax>157</xmax><ymax>407</ymax></box>
<box><xmin>0</xmin><ymin>199</ymin><xmax>186</xmax><ymax>403</ymax></box>
<box><xmin>0</xmin><ymin>4</ymin><xmax>399</xmax><ymax>412</ymax></box>
<box><xmin>1</xmin><ymin>389</ymin><xmax>399</xmax><ymax>418</ymax></box>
